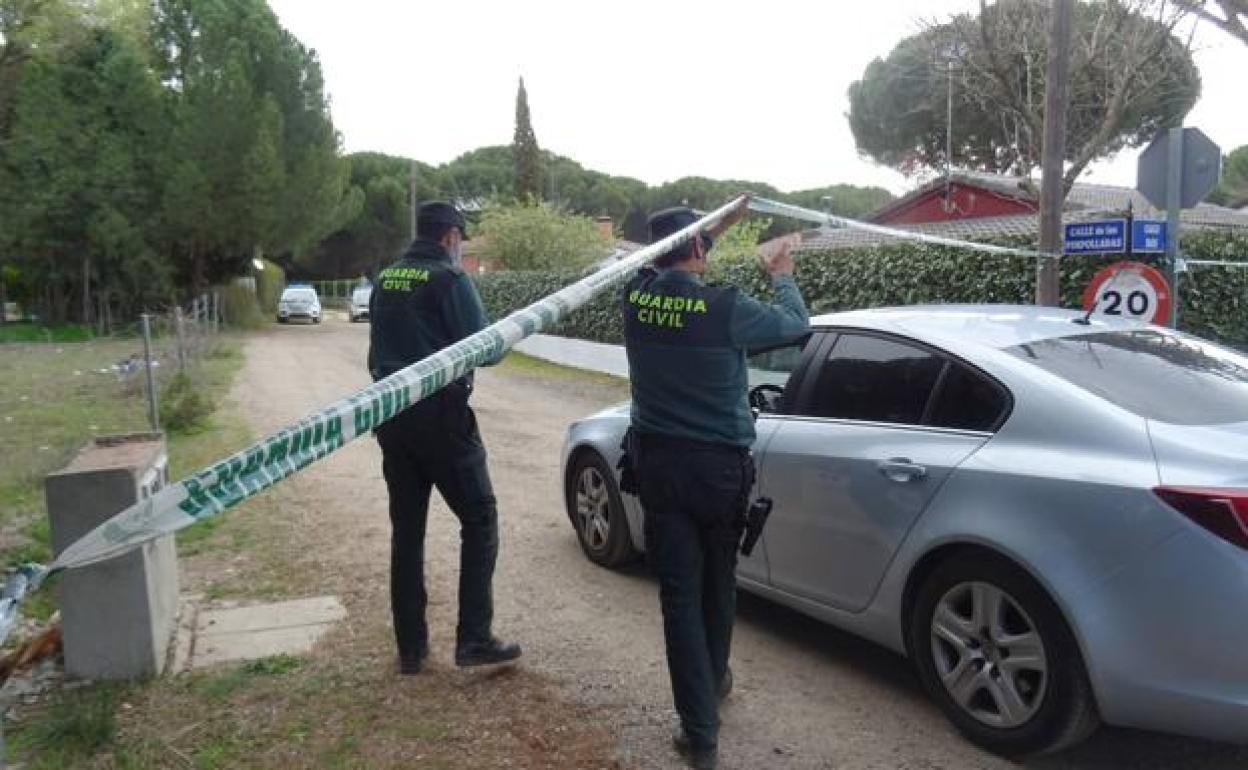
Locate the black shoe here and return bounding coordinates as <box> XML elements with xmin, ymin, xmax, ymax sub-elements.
<box><xmin>672</xmin><ymin>727</ymin><xmax>718</xmax><ymax>770</ymax></box>
<box><xmin>455</xmin><ymin>637</ymin><xmax>522</xmax><ymax>667</ymax></box>
<box><xmin>718</xmin><ymin>667</ymin><xmax>733</xmax><ymax>701</ymax></box>
<box><xmin>398</xmin><ymin>652</ymin><xmax>428</xmax><ymax>675</ymax></box>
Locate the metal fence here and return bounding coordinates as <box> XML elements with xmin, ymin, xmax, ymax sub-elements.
<box><xmin>308</xmin><ymin>280</ymin><xmax>360</xmax><ymax>311</ymax></box>
<box><xmin>129</xmin><ymin>292</ymin><xmax>223</xmax><ymax>431</ymax></box>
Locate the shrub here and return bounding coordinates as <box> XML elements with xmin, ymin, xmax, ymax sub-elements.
<box><xmin>256</xmin><ymin>259</ymin><xmax>286</xmax><ymax>314</ymax></box>
<box><xmin>219</xmin><ymin>283</ymin><xmax>265</xmax><ymax>329</ymax></box>
<box><xmin>159</xmin><ymin>372</ymin><xmax>216</xmax><ymax>434</ymax></box>
<box><xmin>476</xmin><ymin>203</ymin><xmax>612</xmax><ymax>271</ymax></box>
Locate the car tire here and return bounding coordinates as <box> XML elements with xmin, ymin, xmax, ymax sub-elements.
<box><xmin>277</xmin><ymin>316</ymin><xmax>287</xmax><ymax>324</ymax></box>
<box><xmin>313</xmin><ymin>315</ymin><xmax>321</xmax><ymax>324</ymax></box>
<box><xmin>565</xmin><ymin>450</ymin><xmax>637</xmax><ymax>568</ymax></box>
<box><xmin>907</xmin><ymin>551</ymin><xmax>1099</xmax><ymax>757</ymax></box>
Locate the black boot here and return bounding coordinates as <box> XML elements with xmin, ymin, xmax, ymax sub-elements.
<box><xmin>398</xmin><ymin>652</ymin><xmax>428</xmax><ymax>675</ymax></box>
<box><xmin>673</xmin><ymin>727</ymin><xmax>718</xmax><ymax>770</ymax></box>
<box><xmin>455</xmin><ymin>637</ymin><xmax>522</xmax><ymax>667</ymax></box>
<box><xmin>398</xmin><ymin>647</ymin><xmax>428</xmax><ymax>675</ymax></box>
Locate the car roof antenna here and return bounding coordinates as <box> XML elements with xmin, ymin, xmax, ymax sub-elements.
<box><xmin>1074</xmin><ymin>265</ymin><xmax>1125</xmax><ymax>326</ymax></box>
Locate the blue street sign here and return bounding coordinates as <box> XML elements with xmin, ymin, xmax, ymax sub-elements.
<box><xmin>1130</xmin><ymin>219</ymin><xmax>1168</xmax><ymax>254</ymax></box>
<box><xmin>1064</xmin><ymin>219</ymin><xmax>1127</xmax><ymax>255</ymax></box>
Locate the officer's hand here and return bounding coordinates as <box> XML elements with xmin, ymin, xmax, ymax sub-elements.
<box><xmin>721</xmin><ymin>195</ymin><xmax>750</xmax><ymax>228</ymax></box>
<box><xmin>759</xmin><ymin>234</ymin><xmax>800</xmax><ymax>276</ymax></box>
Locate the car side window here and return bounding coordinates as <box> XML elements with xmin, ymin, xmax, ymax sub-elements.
<box><xmin>747</xmin><ymin>339</ymin><xmax>808</xmax><ymax>390</ymax></box>
<box><xmin>800</xmin><ymin>333</ymin><xmax>944</xmax><ymax>425</ymax></box>
<box><xmin>926</xmin><ymin>363</ymin><xmax>1009</xmax><ymax>432</ymax></box>
<box><xmin>747</xmin><ymin>335</ymin><xmax>814</xmax><ymax>414</ymax></box>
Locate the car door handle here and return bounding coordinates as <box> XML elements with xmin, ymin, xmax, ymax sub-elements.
<box><xmin>876</xmin><ymin>458</ymin><xmax>927</xmax><ymax>483</ymax></box>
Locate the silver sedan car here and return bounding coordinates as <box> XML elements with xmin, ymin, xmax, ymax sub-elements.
<box><xmin>560</xmin><ymin>305</ymin><xmax>1248</xmax><ymax>756</ymax></box>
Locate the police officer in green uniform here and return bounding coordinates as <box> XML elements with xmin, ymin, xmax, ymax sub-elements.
<box><xmin>623</xmin><ymin>204</ymin><xmax>808</xmax><ymax>769</ymax></box>
<box><xmin>368</xmin><ymin>201</ymin><xmax>521</xmax><ymax>674</ymax></box>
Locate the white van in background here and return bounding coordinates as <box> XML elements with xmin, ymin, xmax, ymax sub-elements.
<box><xmin>276</xmin><ymin>284</ymin><xmax>321</xmax><ymax>324</ymax></box>
<box><xmin>349</xmin><ymin>284</ymin><xmax>372</xmax><ymax>323</ymax></box>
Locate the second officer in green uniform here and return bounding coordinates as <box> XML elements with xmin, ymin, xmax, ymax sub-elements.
<box><xmin>369</xmin><ymin>201</ymin><xmax>521</xmax><ymax>674</ymax></box>
<box><xmin>623</xmin><ymin>203</ymin><xmax>809</xmax><ymax>768</ymax></box>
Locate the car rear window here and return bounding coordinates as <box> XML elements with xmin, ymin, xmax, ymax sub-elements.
<box><xmin>1007</xmin><ymin>330</ymin><xmax>1248</xmax><ymax>425</ymax></box>
<box><xmin>927</xmin><ymin>363</ymin><xmax>1009</xmax><ymax>432</ymax></box>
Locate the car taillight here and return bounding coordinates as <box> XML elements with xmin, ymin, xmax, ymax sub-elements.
<box><xmin>1155</xmin><ymin>487</ymin><xmax>1248</xmax><ymax>550</ymax></box>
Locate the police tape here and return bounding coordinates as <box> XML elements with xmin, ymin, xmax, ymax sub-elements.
<box><xmin>747</xmin><ymin>196</ymin><xmax>1059</xmax><ymax>261</ymax></box>
<box><xmin>1184</xmin><ymin>259</ymin><xmax>1248</xmax><ymax>268</ymax></box>
<box><xmin>0</xmin><ymin>564</ymin><xmax>49</xmax><ymax>649</ymax></box>
<box><xmin>41</xmin><ymin>195</ymin><xmax>749</xmax><ymax>575</ymax></box>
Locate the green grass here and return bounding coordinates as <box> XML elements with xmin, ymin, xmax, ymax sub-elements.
<box><xmin>498</xmin><ymin>350</ymin><xmax>626</xmax><ymax>387</ymax></box>
<box><xmin>1</xmin><ymin>337</ymin><xmax>247</xmax><ymax>560</ymax></box>
<box><xmin>186</xmin><ymin>654</ymin><xmax>304</xmax><ymax>701</ymax></box>
<box><xmin>0</xmin><ymin>338</ymin><xmax>154</xmax><ymax>541</ymax></box>
<box><xmin>0</xmin><ymin>323</ymin><xmax>96</xmax><ymax>344</ymax></box>
<box><xmin>6</xmin><ymin>684</ymin><xmax>127</xmax><ymax>768</ymax></box>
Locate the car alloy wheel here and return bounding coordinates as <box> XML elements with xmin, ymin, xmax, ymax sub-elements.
<box><xmin>930</xmin><ymin>581</ymin><xmax>1048</xmax><ymax>729</ymax></box>
<box><xmin>575</xmin><ymin>465</ymin><xmax>611</xmax><ymax>553</ymax></box>
<box><xmin>909</xmin><ymin>551</ymin><xmax>1099</xmax><ymax>756</ymax></box>
<box><xmin>565</xmin><ymin>451</ymin><xmax>638</xmax><ymax>568</ymax></box>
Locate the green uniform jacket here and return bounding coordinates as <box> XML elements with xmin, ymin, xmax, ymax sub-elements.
<box><xmin>367</xmin><ymin>239</ymin><xmax>496</xmax><ymax>382</ymax></box>
<box><xmin>622</xmin><ymin>268</ymin><xmax>810</xmax><ymax>447</ymax></box>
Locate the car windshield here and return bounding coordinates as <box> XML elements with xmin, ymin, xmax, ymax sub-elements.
<box><xmin>1007</xmin><ymin>330</ymin><xmax>1248</xmax><ymax>425</ymax></box>
<box><xmin>283</xmin><ymin>289</ymin><xmax>315</xmax><ymax>302</ymax></box>
<box><xmin>352</xmin><ymin>288</ymin><xmax>371</xmax><ymax>301</ymax></box>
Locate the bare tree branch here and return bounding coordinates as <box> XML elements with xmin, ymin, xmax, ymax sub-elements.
<box><xmin>1065</xmin><ymin>0</ymin><xmax>1192</xmax><ymax>190</ymax></box>
<box><xmin>1174</xmin><ymin>0</ymin><xmax>1248</xmax><ymax>45</ymax></box>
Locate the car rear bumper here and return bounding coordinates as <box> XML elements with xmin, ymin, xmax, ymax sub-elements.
<box><xmin>1080</xmin><ymin>526</ymin><xmax>1248</xmax><ymax>744</ymax></box>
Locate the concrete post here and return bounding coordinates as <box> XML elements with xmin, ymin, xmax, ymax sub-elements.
<box><xmin>45</xmin><ymin>434</ymin><xmax>178</xmax><ymax>680</ymax></box>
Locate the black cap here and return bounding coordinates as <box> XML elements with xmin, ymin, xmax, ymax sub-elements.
<box><xmin>647</xmin><ymin>206</ymin><xmax>711</xmax><ymax>251</ymax></box>
<box><xmin>417</xmin><ymin>201</ymin><xmax>470</xmax><ymax>240</ymax></box>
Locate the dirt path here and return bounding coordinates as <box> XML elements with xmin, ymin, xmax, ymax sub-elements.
<box><xmin>232</xmin><ymin>317</ymin><xmax>1247</xmax><ymax>770</ymax></box>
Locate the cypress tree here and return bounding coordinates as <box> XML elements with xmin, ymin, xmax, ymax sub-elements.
<box><xmin>512</xmin><ymin>77</ymin><xmax>542</xmax><ymax>202</ymax></box>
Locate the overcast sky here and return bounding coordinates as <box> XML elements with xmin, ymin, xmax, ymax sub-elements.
<box><xmin>267</xmin><ymin>0</ymin><xmax>1247</xmax><ymax>195</ymax></box>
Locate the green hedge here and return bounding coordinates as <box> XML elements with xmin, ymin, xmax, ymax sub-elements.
<box><xmin>474</xmin><ymin>230</ymin><xmax>1248</xmax><ymax>348</ymax></box>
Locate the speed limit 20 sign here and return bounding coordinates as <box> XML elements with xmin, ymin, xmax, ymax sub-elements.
<box><xmin>1081</xmin><ymin>261</ymin><xmax>1172</xmax><ymax>324</ymax></box>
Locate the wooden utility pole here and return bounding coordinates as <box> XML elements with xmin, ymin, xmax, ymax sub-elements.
<box><xmin>1036</xmin><ymin>0</ymin><xmax>1074</xmax><ymax>306</ymax></box>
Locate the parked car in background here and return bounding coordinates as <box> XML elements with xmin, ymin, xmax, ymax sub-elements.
<box><xmin>349</xmin><ymin>283</ymin><xmax>372</xmax><ymax>323</ymax></box>
<box><xmin>561</xmin><ymin>305</ymin><xmax>1248</xmax><ymax>757</ymax></box>
<box><xmin>276</xmin><ymin>285</ymin><xmax>321</xmax><ymax>324</ymax></box>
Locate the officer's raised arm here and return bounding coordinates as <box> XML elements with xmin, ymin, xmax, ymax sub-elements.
<box><xmin>728</xmin><ymin>233</ymin><xmax>810</xmax><ymax>349</ymax></box>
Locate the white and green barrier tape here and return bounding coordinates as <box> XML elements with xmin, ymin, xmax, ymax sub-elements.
<box><xmin>747</xmin><ymin>196</ymin><xmax>1059</xmax><ymax>261</ymax></box>
<box><xmin>30</xmin><ymin>196</ymin><xmax>749</xmax><ymax>582</ymax></box>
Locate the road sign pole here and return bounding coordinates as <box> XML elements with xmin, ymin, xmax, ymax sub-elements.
<box><xmin>1125</xmin><ymin>204</ymin><xmax>1134</xmax><ymax>262</ymax></box>
<box><xmin>1165</xmin><ymin>127</ymin><xmax>1183</xmax><ymax>328</ymax></box>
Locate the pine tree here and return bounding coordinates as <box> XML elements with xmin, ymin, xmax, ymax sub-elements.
<box><xmin>512</xmin><ymin>77</ymin><xmax>542</xmax><ymax>202</ymax></box>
